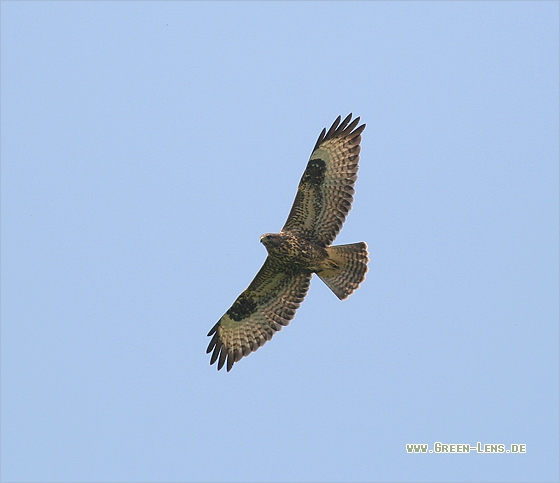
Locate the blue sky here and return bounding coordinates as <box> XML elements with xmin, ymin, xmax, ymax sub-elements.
<box><xmin>1</xmin><ymin>1</ymin><xmax>558</xmax><ymax>482</ymax></box>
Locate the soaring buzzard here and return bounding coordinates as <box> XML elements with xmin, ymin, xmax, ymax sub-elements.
<box><xmin>207</xmin><ymin>114</ymin><xmax>368</xmax><ymax>371</ymax></box>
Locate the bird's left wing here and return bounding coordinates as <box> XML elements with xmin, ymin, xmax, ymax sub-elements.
<box><xmin>282</xmin><ymin>114</ymin><xmax>365</xmax><ymax>246</ymax></box>
<box><xmin>207</xmin><ymin>258</ymin><xmax>312</xmax><ymax>371</ymax></box>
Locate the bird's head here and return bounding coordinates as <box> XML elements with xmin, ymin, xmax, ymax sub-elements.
<box><xmin>260</xmin><ymin>233</ymin><xmax>284</xmax><ymax>251</ymax></box>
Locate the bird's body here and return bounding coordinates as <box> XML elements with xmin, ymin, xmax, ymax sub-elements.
<box><xmin>207</xmin><ymin>114</ymin><xmax>368</xmax><ymax>371</ymax></box>
<box><xmin>260</xmin><ymin>232</ymin><xmax>327</xmax><ymax>271</ymax></box>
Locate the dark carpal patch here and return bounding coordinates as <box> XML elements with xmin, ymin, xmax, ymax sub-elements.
<box><xmin>301</xmin><ymin>159</ymin><xmax>326</xmax><ymax>185</ymax></box>
<box><xmin>227</xmin><ymin>293</ymin><xmax>257</xmax><ymax>321</ymax></box>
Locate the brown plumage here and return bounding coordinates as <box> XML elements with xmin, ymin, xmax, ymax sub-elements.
<box><xmin>207</xmin><ymin>114</ymin><xmax>369</xmax><ymax>371</ymax></box>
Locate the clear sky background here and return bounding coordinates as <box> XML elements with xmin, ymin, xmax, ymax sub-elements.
<box><xmin>1</xmin><ymin>2</ymin><xmax>558</xmax><ymax>482</ymax></box>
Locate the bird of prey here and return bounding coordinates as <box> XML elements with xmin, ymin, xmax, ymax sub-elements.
<box><xmin>207</xmin><ymin>114</ymin><xmax>368</xmax><ymax>371</ymax></box>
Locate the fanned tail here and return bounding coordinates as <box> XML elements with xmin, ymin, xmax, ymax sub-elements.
<box><xmin>317</xmin><ymin>242</ymin><xmax>369</xmax><ymax>300</ymax></box>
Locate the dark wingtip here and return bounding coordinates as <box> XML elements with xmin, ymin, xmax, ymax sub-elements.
<box><xmin>217</xmin><ymin>346</ymin><xmax>227</xmax><ymax>370</ymax></box>
<box><xmin>313</xmin><ymin>114</ymin><xmax>365</xmax><ymax>151</ymax></box>
<box><xmin>206</xmin><ymin>332</ymin><xmax>219</xmax><ymax>354</ymax></box>
<box><xmin>207</xmin><ymin>321</ymin><xmax>219</xmax><ymax>337</ymax></box>
<box><xmin>323</xmin><ymin>115</ymin><xmax>341</xmax><ymax>141</ymax></box>
<box><xmin>227</xmin><ymin>353</ymin><xmax>234</xmax><ymax>371</ymax></box>
<box><xmin>210</xmin><ymin>344</ymin><xmax>220</xmax><ymax>365</ymax></box>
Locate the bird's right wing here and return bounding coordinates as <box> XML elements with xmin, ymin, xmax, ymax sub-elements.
<box><xmin>207</xmin><ymin>258</ymin><xmax>312</xmax><ymax>371</ymax></box>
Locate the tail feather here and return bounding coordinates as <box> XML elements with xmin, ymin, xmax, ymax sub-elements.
<box><xmin>317</xmin><ymin>242</ymin><xmax>369</xmax><ymax>300</ymax></box>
